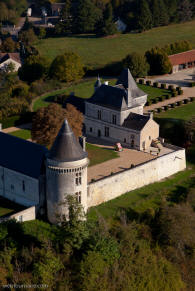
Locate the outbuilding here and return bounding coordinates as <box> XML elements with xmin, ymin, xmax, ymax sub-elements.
<box><xmin>169</xmin><ymin>50</ymin><xmax>195</xmax><ymax>73</ymax></box>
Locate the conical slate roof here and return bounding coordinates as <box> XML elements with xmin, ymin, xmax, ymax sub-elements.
<box><xmin>49</xmin><ymin>119</ymin><xmax>87</xmax><ymax>162</ymax></box>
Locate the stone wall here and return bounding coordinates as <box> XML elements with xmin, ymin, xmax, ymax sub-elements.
<box><xmin>87</xmin><ymin>145</ymin><xmax>186</xmax><ymax>208</ymax></box>
<box><xmin>0</xmin><ymin>206</ymin><xmax>36</xmax><ymax>223</ymax></box>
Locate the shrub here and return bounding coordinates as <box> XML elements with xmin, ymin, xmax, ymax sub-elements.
<box><xmin>189</xmin><ymin>97</ymin><xmax>195</xmax><ymax>102</ymax></box>
<box><xmin>146</xmin><ymin>80</ymin><xmax>151</xmax><ymax>86</ymax></box>
<box><xmin>176</xmin><ymin>86</ymin><xmax>181</xmax><ymax>91</ymax></box>
<box><xmin>146</xmin><ymin>100</ymin><xmax>152</xmax><ymax>106</ymax></box>
<box><xmin>164</xmin><ymin>106</ymin><xmax>168</xmax><ymax>111</ymax></box>
<box><xmin>161</xmin><ymin>83</ymin><xmax>166</xmax><ymax>89</ymax></box>
<box><xmin>172</xmin><ymin>91</ymin><xmax>177</xmax><ymax>97</ymax></box>
<box><xmin>157</xmin><ymin>108</ymin><xmax>162</xmax><ymax>113</ymax></box>
<box><xmin>190</xmin><ymin>82</ymin><xmax>195</xmax><ymax>87</ymax></box>
<box><xmin>184</xmin><ymin>99</ymin><xmax>189</xmax><ymax>104</ymax></box>
<box><xmin>153</xmin><ymin>82</ymin><xmax>158</xmax><ymax>87</ymax></box>
<box><xmin>165</xmin><ymin>95</ymin><xmax>169</xmax><ymax>99</ymax></box>
<box><xmin>139</xmin><ymin>79</ymin><xmax>144</xmax><ymax>84</ymax></box>
<box><xmin>178</xmin><ymin>90</ymin><xmax>183</xmax><ymax>95</ymax></box>
<box><xmin>152</xmin><ymin>99</ymin><xmax>157</xmax><ymax>104</ymax></box>
<box><xmin>171</xmin><ymin>103</ymin><xmax>175</xmax><ymax>108</ymax></box>
<box><xmin>168</xmin><ymin>85</ymin><xmax>174</xmax><ymax>90</ymax></box>
<box><xmin>122</xmin><ymin>52</ymin><xmax>149</xmax><ymax>77</ymax></box>
<box><xmin>177</xmin><ymin>101</ymin><xmax>182</xmax><ymax>106</ymax></box>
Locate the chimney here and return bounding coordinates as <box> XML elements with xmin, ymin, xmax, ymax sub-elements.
<box><xmin>104</xmin><ymin>81</ymin><xmax>109</xmax><ymax>85</ymax></box>
<box><xmin>0</xmin><ymin>123</ymin><xmax>2</xmax><ymax>131</ymax></box>
<box><xmin>79</xmin><ymin>136</ymin><xmax>86</xmax><ymax>151</ymax></box>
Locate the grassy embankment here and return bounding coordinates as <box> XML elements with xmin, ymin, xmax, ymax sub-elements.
<box><xmin>35</xmin><ymin>20</ymin><xmax>195</xmax><ymax>70</ymax></box>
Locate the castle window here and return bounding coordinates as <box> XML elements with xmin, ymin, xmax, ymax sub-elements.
<box><xmin>76</xmin><ymin>173</ymin><xmax>82</xmax><ymax>185</ymax></box>
<box><xmin>105</xmin><ymin>127</ymin><xmax>109</xmax><ymax>137</ymax></box>
<box><xmin>112</xmin><ymin>115</ymin><xmax>117</xmax><ymax>125</ymax></box>
<box><xmin>97</xmin><ymin>110</ymin><xmax>102</xmax><ymax>120</ymax></box>
<box><xmin>149</xmin><ymin>136</ymin><xmax>151</xmax><ymax>140</ymax></box>
<box><xmin>22</xmin><ymin>181</ymin><xmax>25</xmax><ymax>192</ymax></box>
<box><xmin>131</xmin><ymin>134</ymin><xmax>135</xmax><ymax>139</ymax></box>
<box><xmin>75</xmin><ymin>191</ymin><xmax>81</xmax><ymax>203</ymax></box>
<box><xmin>124</xmin><ymin>138</ymin><xmax>126</xmax><ymax>143</ymax></box>
<box><xmin>11</xmin><ymin>184</ymin><xmax>14</xmax><ymax>191</ymax></box>
<box><xmin>18</xmin><ymin>215</ymin><xmax>23</xmax><ymax>222</ymax></box>
<box><xmin>90</xmin><ymin>127</ymin><xmax>93</xmax><ymax>132</ymax></box>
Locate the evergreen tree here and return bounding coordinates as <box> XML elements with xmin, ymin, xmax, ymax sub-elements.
<box><xmin>158</xmin><ymin>0</ymin><xmax>169</xmax><ymax>26</ymax></box>
<box><xmin>151</xmin><ymin>0</ymin><xmax>160</xmax><ymax>27</ymax></box>
<box><xmin>60</xmin><ymin>0</ymin><xmax>72</xmax><ymax>35</ymax></box>
<box><xmin>136</xmin><ymin>0</ymin><xmax>153</xmax><ymax>32</ymax></box>
<box><xmin>178</xmin><ymin>0</ymin><xmax>193</xmax><ymax>22</ymax></box>
<box><xmin>97</xmin><ymin>3</ymin><xmax>117</xmax><ymax>36</ymax></box>
<box><xmin>75</xmin><ymin>0</ymin><xmax>102</xmax><ymax>33</ymax></box>
<box><xmin>123</xmin><ymin>52</ymin><xmax>149</xmax><ymax>77</ymax></box>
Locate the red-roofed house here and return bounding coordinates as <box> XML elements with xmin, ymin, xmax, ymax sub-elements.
<box><xmin>0</xmin><ymin>53</ymin><xmax>22</xmax><ymax>72</ymax></box>
<box><xmin>169</xmin><ymin>50</ymin><xmax>195</xmax><ymax>73</ymax></box>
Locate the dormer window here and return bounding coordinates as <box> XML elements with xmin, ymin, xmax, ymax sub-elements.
<box><xmin>97</xmin><ymin>110</ymin><xmax>101</xmax><ymax>120</ymax></box>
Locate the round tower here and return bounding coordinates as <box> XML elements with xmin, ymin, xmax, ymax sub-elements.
<box><xmin>46</xmin><ymin>119</ymin><xmax>89</xmax><ymax>224</ymax></box>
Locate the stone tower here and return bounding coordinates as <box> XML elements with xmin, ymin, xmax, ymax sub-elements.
<box><xmin>46</xmin><ymin>119</ymin><xmax>89</xmax><ymax>224</ymax></box>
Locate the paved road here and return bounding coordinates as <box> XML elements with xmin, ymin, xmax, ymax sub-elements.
<box><xmin>2</xmin><ymin>123</ymin><xmax>32</xmax><ymax>133</ymax></box>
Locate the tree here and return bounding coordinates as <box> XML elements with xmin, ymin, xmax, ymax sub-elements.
<box><xmin>178</xmin><ymin>0</ymin><xmax>193</xmax><ymax>22</ymax></box>
<box><xmin>18</xmin><ymin>55</ymin><xmax>49</xmax><ymax>83</ymax></box>
<box><xmin>97</xmin><ymin>3</ymin><xmax>117</xmax><ymax>36</ymax></box>
<box><xmin>49</xmin><ymin>52</ymin><xmax>84</xmax><ymax>82</ymax></box>
<box><xmin>18</xmin><ymin>28</ymin><xmax>37</xmax><ymax>46</ymax></box>
<box><xmin>151</xmin><ymin>0</ymin><xmax>161</xmax><ymax>27</ymax></box>
<box><xmin>123</xmin><ymin>52</ymin><xmax>149</xmax><ymax>77</ymax></box>
<box><xmin>74</xmin><ymin>0</ymin><xmax>102</xmax><ymax>33</ymax></box>
<box><xmin>0</xmin><ymin>37</ymin><xmax>17</xmax><ymax>53</ymax></box>
<box><xmin>158</xmin><ymin>0</ymin><xmax>169</xmax><ymax>26</ymax></box>
<box><xmin>136</xmin><ymin>0</ymin><xmax>153</xmax><ymax>32</ymax></box>
<box><xmin>31</xmin><ymin>103</ymin><xmax>83</xmax><ymax>147</ymax></box>
<box><xmin>145</xmin><ymin>47</ymin><xmax>172</xmax><ymax>75</ymax></box>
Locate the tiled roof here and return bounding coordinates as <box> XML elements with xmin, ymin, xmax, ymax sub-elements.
<box><xmin>123</xmin><ymin>112</ymin><xmax>150</xmax><ymax>131</ymax></box>
<box><xmin>0</xmin><ymin>53</ymin><xmax>21</xmax><ymax>65</ymax></box>
<box><xmin>168</xmin><ymin>50</ymin><xmax>195</xmax><ymax>66</ymax></box>
<box><xmin>0</xmin><ymin>132</ymin><xmax>47</xmax><ymax>178</ymax></box>
<box><xmin>49</xmin><ymin>119</ymin><xmax>87</xmax><ymax>162</ymax></box>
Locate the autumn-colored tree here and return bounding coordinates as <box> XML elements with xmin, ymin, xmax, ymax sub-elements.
<box><xmin>49</xmin><ymin>52</ymin><xmax>84</xmax><ymax>82</ymax></box>
<box><xmin>31</xmin><ymin>103</ymin><xmax>83</xmax><ymax>147</ymax></box>
<box><xmin>0</xmin><ymin>37</ymin><xmax>18</xmax><ymax>53</ymax></box>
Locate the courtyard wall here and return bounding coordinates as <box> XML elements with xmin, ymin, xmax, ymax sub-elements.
<box><xmin>87</xmin><ymin>144</ymin><xmax>186</xmax><ymax>208</ymax></box>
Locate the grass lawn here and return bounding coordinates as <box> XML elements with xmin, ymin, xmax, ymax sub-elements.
<box><xmin>9</xmin><ymin>129</ymin><xmax>31</xmax><ymax>140</ymax></box>
<box><xmin>35</xmin><ymin>20</ymin><xmax>195</xmax><ymax>69</ymax></box>
<box><xmin>0</xmin><ymin>197</ymin><xmax>24</xmax><ymax>217</ymax></box>
<box><xmin>87</xmin><ymin>143</ymin><xmax>119</xmax><ymax>167</ymax></box>
<box><xmin>155</xmin><ymin>101</ymin><xmax>195</xmax><ymax>121</ymax></box>
<box><xmin>33</xmin><ymin>78</ymin><xmax>170</xmax><ymax>111</ymax></box>
<box><xmin>88</xmin><ymin>166</ymin><xmax>194</xmax><ymax>220</ymax></box>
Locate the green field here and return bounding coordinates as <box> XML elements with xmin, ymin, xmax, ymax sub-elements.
<box><xmin>33</xmin><ymin>79</ymin><xmax>170</xmax><ymax>111</ymax></box>
<box><xmin>9</xmin><ymin>129</ymin><xmax>32</xmax><ymax>140</ymax></box>
<box><xmin>88</xmin><ymin>167</ymin><xmax>194</xmax><ymax>220</ymax></box>
<box><xmin>87</xmin><ymin>143</ymin><xmax>119</xmax><ymax>167</ymax></box>
<box><xmin>156</xmin><ymin>101</ymin><xmax>195</xmax><ymax>121</ymax></box>
<box><xmin>35</xmin><ymin>20</ymin><xmax>195</xmax><ymax>69</ymax></box>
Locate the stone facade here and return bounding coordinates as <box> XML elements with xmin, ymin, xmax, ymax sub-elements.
<box><xmin>0</xmin><ymin>166</ymin><xmax>41</xmax><ymax>207</ymax></box>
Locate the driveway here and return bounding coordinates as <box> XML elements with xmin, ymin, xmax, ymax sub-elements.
<box><xmin>148</xmin><ymin>68</ymin><xmax>195</xmax><ymax>88</ymax></box>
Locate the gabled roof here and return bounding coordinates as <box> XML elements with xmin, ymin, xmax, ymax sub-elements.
<box><xmin>49</xmin><ymin>119</ymin><xmax>87</xmax><ymax>162</ymax></box>
<box><xmin>0</xmin><ymin>132</ymin><xmax>47</xmax><ymax>178</ymax></box>
<box><xmin>123</xmin><ymin>112</ymin><xmax>150</xmax><ymax>131</ymax></box>
<box><xmin>0</xmin><ymin>53</ymin><xmax>21</xmax><ymax>65</ymax></box>
<box><xmin>168</xmin><ymin>50</ymin><xmax>195</xmax><ymax>66</ymax></box>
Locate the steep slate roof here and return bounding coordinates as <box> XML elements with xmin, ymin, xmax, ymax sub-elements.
<box><xmin>123</xmin><ymin>112</ymin><xmax>150</xmax><ymax>131</ymax></box>
<box><xmin>0</xmin><ymin>132</ymin><xmax>47</xmax><ymax>178</ymax></box>
<box><xmin>49</xmin><ymin>119</ymin><xmax>87</xmax><ymax>162</ymax></box>
<box><xmin>88</xmin><ymin>84</ymin><xmax>128</xmax><ymax>110</ymax></box>
<box><xmin>0</xmin><ymin>53</ymin><xmax>21</xmax><ymax>65</ymax></box>
<box><xmin>88</xmin><ymin>68</ymin><xmax>146</xmax><ymax>110</ymax></box>
<box><xmin>168</xmin><ymin>50</ymin><xmax>195</xmax><ymax>66</ymax></box>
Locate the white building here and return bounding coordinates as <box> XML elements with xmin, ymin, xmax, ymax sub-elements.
<box><xmin>0</xmin><ymin>53</ymin><xmax>22</xmax><ymax>72</ymax></box>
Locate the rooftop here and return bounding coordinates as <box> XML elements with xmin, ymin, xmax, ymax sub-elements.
<box><xmin>168</xmin><ymin>49</ymin><xmax>195</xmax><ymax>66</ymax></box>
<box><xmin>0</xmin><ymin>53</ymin><xmax>21</xmax><ymax>64</ymax></box>
<box><xmin>123</xmin><ymin>112</ymin><xmax>150</xmax><ymax>131</ymax></box>
<box><xmin>0</xmin><ymin>132</ymin><xmax>47</xmax><ymax>178</ymax></box>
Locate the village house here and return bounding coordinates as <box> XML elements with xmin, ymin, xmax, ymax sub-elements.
<box><xmin>0</xmin><ymin>53</ymin><xmax>22</xmax><ymax>72</ymax></box>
